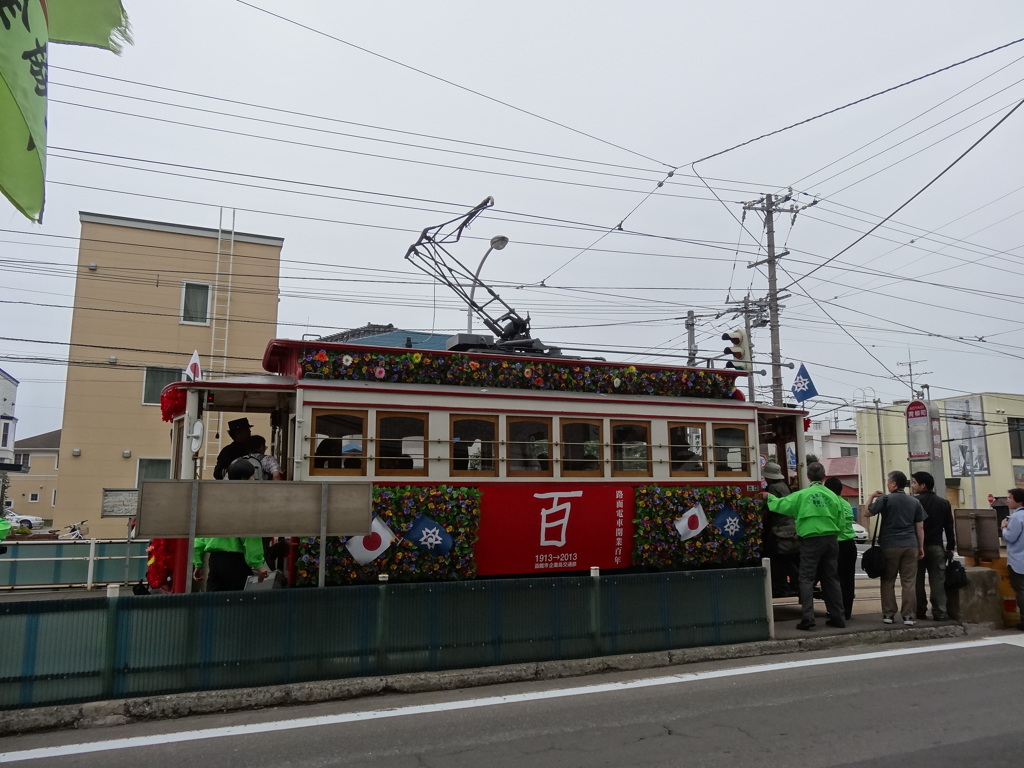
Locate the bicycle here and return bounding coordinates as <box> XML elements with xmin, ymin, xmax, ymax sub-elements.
<box><xmin>58</xmin><ymin>520</ymin><xmax>89</xmax><ymax>540</ymax></box>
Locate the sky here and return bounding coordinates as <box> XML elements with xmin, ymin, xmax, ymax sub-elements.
<box><xmin>4</xmin><ymin>0</ymin><xmax>1024</xmax><ymax>439</ymax></box>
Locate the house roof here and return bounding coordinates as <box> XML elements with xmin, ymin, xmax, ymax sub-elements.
<box><xmin>824</xmin><ymin>455</ymin><xmax>858</xmax><ymax>477</ymax></box>
<box><xmin>318</xmin><ymin>323</ymin><xmax>449</xmax><ymax>351</ymax></box>
<box><xmin>13</xmin><ymin>429</ymin><xmax>61</xmax><ymax>450</ymax></box>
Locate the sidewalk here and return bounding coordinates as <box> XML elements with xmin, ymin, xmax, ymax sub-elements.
<box><xmin>770</xmin><ymin>578</ymin><xmax>956</xmax><ymax>639</ymax></box>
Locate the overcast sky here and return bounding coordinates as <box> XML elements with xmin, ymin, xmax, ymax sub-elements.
<box><xmin>4</xmin><ymin>1</ymin><xmax>1024</xmax><ymax>439</ymax></box>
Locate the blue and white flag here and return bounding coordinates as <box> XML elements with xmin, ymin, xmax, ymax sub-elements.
<box><xmin>712</xmin><ymin>507</ymin><xmax>745</xmax><ymax>542</ymax></box>
<box><xmin>405</xmin><ymin>515</ymin><xmax>453</xmax><ymax>556</ymax></box>
<box><xmin>790</xmin><ymin>363</ymin><xmax>819</xmax><ymax>403</ymax></box>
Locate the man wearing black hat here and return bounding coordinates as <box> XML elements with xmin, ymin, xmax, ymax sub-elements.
<box><xmin>213</xmin><ymin>417</ymin><xmax>253</xmax><ymax>480</ymax></box>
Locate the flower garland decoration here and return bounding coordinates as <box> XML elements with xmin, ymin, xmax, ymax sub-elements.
<box><xmin>145</xmin><ymin>539</ymin><xmax>176</xmax><ymax>590</ymax></box>
<box><xmin>298</xmin><ymin>348</ymin><xmax>734</xmax><ymax>400</ymax></box>
<box><xmin>633</xmin><ymin>485</ymin><xmax>764</xmax><ymax>569</ymax></box>
<box><xmin>294</xmin><ymin>484</ymin><xmax>481</xmax><ymax>586</ymax></box>
<box><xmin>160</xmin><ymin>387</ymin><xmax>187</xmax><ymax>422</ymax></box>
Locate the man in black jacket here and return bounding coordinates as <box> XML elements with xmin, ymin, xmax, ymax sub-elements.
<box><xmin>213</xmin><ymin>418</ymin><xmax>253</xmax><ymax>480</ymax></box>
<box><xmin>911</xmin><ymin>471</ymin><xmax>956</xmax><ymax>620</ymax></box>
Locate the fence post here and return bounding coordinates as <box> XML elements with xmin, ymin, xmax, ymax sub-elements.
<box><xmin>589</xmin><ymin>567</ymin><xmax>603</xmax><ymax>655</ymax></box>
<box><xmin>86</xmin><ymin>539</ymin><xmax>98</xmax><ymax>589</ymax></box>
<box><xmin>761</xmin><ymin>557</ymin><xmax>775</xmax><ymax>639</ymax></box>
<box><xmin>376</xmin><ymin>574</ymin><xmax>389</xmax><ymax>674</ymax></box>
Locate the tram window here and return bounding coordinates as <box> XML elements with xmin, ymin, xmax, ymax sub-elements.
<box><xmin>310</xmin><ymin>409</ymin><xmax>366</xmax><ymax>475</ymax></box>
<box><xmin>508</xmin><ymin>417</ymin><xmax>553</xmax><ymax>477</ymax></box>
<box><xmin>712</xmin><ymin>424</ymin><xmax>749</xmax><ymax>476</ymax></box>
<box><xmin>611</xmin><ymin>420</ymin><xmax>651</xmax><ymax>476</ymax></box>
<box><xmin>560</xmin><ymin>419</ymin><xmax>603</xmax><ymax>476</ymax></box>
<box><xmin>450</xmin><ymin>415</ymin><xmax>498</xmax><ymax>476</ymax></box>
<box><xmin>376</xmin><ymin>412</ymin><xmax>427</xmax><ymax>476</ymax></box>
<box><xmin>668</xmin><ymin>422</ymin><xmax>706</xmax><ymax>477</ymax></box>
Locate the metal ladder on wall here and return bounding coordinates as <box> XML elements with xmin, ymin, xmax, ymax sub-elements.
<box><xmin>203</xmin><ymin>208</ymin><xmax>236</xmax><ymax>474</ymax></box>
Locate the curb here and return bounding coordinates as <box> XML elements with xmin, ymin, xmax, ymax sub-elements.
<box><xmin>0</xmin><ymin>624</ymin><xmax>970</xmax><ymax>736</ymax></box>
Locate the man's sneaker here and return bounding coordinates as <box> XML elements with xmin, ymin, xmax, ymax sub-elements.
<box><xmin>825</xmin><ymin>619</ymin><xmax>845</xmax><ymax>628</ymax></box>
<box><xmin>882</xmin><ymin>616</ymin><xmax>894</xmax><ymax>624</ymax></box>
<box><xmin>795</xmin><ymin>619</ymin><xmax>816</xmax><ymax>631</ymax></box>
<box><xmin>903</xmin><ymin>617</ymin><xmax>916</xmax><ymax>626</ymax></box>
<box><xmin>933</xmin><ymin>613</ymin><xmax>948</xmax><ymax>621</ymax></box>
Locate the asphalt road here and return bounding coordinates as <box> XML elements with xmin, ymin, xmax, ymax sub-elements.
<box><xmin>3</xmin><ymin>634</ymin><xmax>1022</xmax><ymax>767</ymax></box>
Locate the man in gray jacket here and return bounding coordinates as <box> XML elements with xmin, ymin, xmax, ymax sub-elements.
<box><xmin>868</xmin><ymin>470</ymin><xmax>926</xmax><ymax>626</ymax></box>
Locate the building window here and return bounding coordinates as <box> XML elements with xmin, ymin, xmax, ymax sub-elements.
<box><xmin>508</xmin><ymin>417</ymin><xmax>553</xmax><ymax>477</ymax></box>
<box><xmin>137</xmin><ymin>458</ymin><xmax>171</xmax><ymax>483</ymax></box>
<box><xmin>310</xmin><ymin>409</ymin><xmax>366</xmax><ymax>475</ymax></box>
<box><xmin>712</xmin><ymin>424</ymin><xmax>749</xmax><ymax>476</ymax></box>
<box><xmin>3</xmin><ymin>499</ymin><xmax>11</xmax><ymax>508</ymax></box>
<box><xmin>1</xmin><ymin>422</ymin><xmax>8</xmax><ymax>447</ymax></box>
<box><xmin>840</xmin><ymin>446</ymin><xmax>858</xmax><ymax>457</ymax></box>
<box><xmin>51</xmin><ymin>490</ymin><xmax>56</xmax><ymax>507</ymax></box>
<box><xmin>29</xmin><ymin>493</ymin><xmax>39</xmax><ymax>503</ymax></box>
<box><xmin>611</xmin><ymin>420</ymin><xmax>651</xmax><ymax>476</ymax></box>
<box><xmin>13</xmin><ymin>452</ymin><xmax>30</xmax><ymax>472</ymax></box>
<box><xmin>450</xmin><ymin>415</ymin><xmax>497</xmax><ymax>476</ymax></box>
<box><xmin>668</xmin><ymin>422</ymin><xmax>706</xmax><ymax>477</ymax></box>
<box><xmin>143</xmin><ymin>367</ymin><xmax>180</xmax><ymax>405</ymax></box>
<box><xmin>1010</xmin><ymin>418</ymin><xmax>1024</xmax><ymax>460</ymax></box>
<box><xmin>375</xmin><ymin>412</ymin><xmax>427</xmax><ymax>476</ymax></box>
<box><xmin>181</xmin><ymin>281</ymin><xmax>211</xmax><ymax>325</ymax></box>
<box><xmin>560</xmin><ymin>419</ymin><xmax>603</xmax><ymax>477</ymax></box>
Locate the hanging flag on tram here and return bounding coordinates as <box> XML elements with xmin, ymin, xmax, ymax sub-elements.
<box><xmin>790</xmin><ymin>363</ymin><xmax>819</xmax><ymax>404</ymax></box>
<box><xmin>673</xmin><ymin>502</ymin><xmax>707</xmax><ymax>542</ymax></box>
<box><xmin>184</xmin><ymin>350</ymin><xmax>202</xmax><ymax>382</ymax></box>
<box><xmin>346</xmin><ymin>516</ymin><xmax>395</xmax><ymax>565</ymax></box>
<box><xmin>712</xmin><ymin>506</ymin><xmax>745</xmax><ymax>542</ymax></box>
<box><xmin>405</xmin><ymin>515</ymin><xmax>453</xmax><ymax>556</ymax></box>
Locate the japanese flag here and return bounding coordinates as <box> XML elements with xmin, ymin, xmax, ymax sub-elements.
<box><xmin>674</xmin><ymin>502</ymin><xmax>708</xmax><ymax>542</ymax></box>
<box><xmin>346</xmin><ymin>516</ymin><xmax>395</xmax><ymax>565</ymax></box>
<box><xmin>184</xmin><ymin>350</ymin><xmax>202</xmax><ymax>382</ymax></box>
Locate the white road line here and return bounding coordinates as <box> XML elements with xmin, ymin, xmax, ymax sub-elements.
<box><xmin>0</xmin><ymin>636</ymin><xmax>1017</xmax><ymax>764</ymax></box>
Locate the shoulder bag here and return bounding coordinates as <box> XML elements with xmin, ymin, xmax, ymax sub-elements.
<box><xmin>945</xmin><ymin>553</ymin><xmax>969</xmax><ymax>590</ymax></box>
<box><xmin>861</xmin><ymin>497</ymin><xmax>886</xmax><ymax>579</ymax></box>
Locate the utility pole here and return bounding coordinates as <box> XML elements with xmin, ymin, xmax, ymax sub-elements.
<box><xmin>742</xmin><ymin>296</ymin><xmax>754</xmax><ymax>403</ymax></box>
<box><xmin>685</xmin><ymin>310</ymin><xmax>696</xmax><ymax>367</ymax></box>
<box><xmin>873</xmin><ymin>398</ymin><xmax>887</xmax><ymax>493</ymax></box>
<box><xmin>745</xmin><ymin>192</ymin><xmax>791</xmax><ymax>406</ymax></box>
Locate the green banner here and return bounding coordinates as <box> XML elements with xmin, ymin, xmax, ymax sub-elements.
<box><xmin>0</xmin><ymin>0</ymin><xmax>48</xmax><ymax>222</ymax></box>
<box><xmin>47</xmin><ymin>0</ymin><xmax>132</xmax><ymax>53</ymax></box>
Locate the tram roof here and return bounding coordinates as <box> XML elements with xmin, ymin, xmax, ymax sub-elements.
<box><xmin>261</xmin><ymin>337</ymin><xmax>751</xmax><ymax>403</ymax></box>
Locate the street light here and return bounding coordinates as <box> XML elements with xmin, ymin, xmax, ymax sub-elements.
<box><xmin>467</xmin><ymin>235</ymin><xmax>509</xmax><ymax>333</ymax></box>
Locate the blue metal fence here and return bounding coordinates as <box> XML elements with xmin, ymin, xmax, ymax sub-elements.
<box><xmin>0</xmin><ymin>540</ymin><xmax>149</xmax><ymax>588</ymax></box>
<box><xmin>0</xmin><ymin>567</ymin><xmax>768</xmax><ymax>710</ymax></box>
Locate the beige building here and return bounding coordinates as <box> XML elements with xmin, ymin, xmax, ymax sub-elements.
<box><xmin>6</xmin><ymin>429</ymin><xmax>60</xmax><ymax>524</ymax></box>
<box><xmin>54</xmin><ymin>213</ymin><xmax>283</xmax><ymax>538</ymax></box>
<box><xmin>856</xmin><ymin>392</ymin><xmax>1024</xmax><ymax>510</ymax></box>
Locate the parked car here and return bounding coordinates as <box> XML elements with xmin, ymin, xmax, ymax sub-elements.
<box><xmin>4</xmin><ymin>510</ymin><xmax>46</xmax><ymax>530</ymax></box>
<box><xmin>851</xmin><ymin>522</ymin><xmax>868</xmax><ymax>542</ymax></box>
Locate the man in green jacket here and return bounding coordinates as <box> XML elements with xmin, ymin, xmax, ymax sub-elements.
<box><xmin>763</xmin><ymin>462</ymin><xmax>845</xmax><ymax>630</ymax></box>
<box><xmin>192</xmin><ymin>460</ymin><xmax>269</xmax><ymax>591</ymax></box>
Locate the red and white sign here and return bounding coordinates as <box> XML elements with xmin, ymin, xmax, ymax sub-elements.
<box><xmin>474</xmin><ymin>485</ymin><xmax>635</xmax><ymax>575</ymax></box>
<box><xmin>906</xmin><ymin>400</ymin><xmax>934</xmax><ymax>459</ymax></box>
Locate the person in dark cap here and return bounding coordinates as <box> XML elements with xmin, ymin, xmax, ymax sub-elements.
<box><xmin>213</xmin><ymin>417</ymin><xmax>253</xmax><ymax>479</ymax></box>
<box><xmin>763</xmin><ymin>460</ymin><xmax>799</xmax><ymax>597</ymax></box>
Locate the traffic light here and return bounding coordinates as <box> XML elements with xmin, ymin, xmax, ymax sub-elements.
<box><xmin>722</xmin><ymin>329</ymin><xmax>750</xmax><ymax>371</ymax></box>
